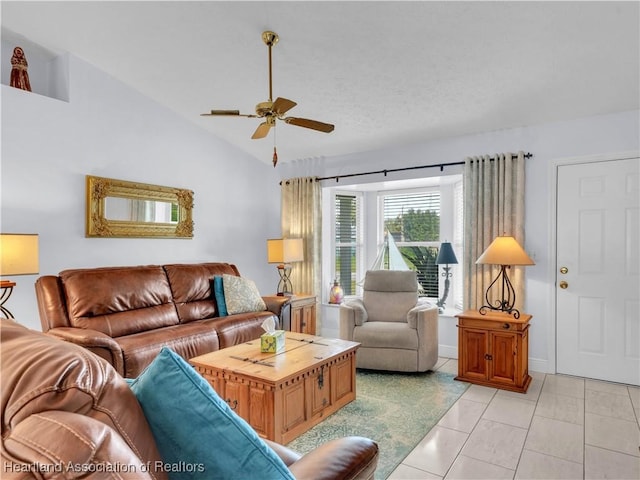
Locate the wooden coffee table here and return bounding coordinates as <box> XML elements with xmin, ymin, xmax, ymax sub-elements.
<box><xmin>190</xmin><ymin>332</ymin><xmax>360</xmax><ymax>444</ymax></box>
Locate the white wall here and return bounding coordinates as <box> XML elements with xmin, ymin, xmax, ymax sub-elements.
<box><xmin>280</xmin><ymin>110</ymin><xmax>640</xmax><ymax>373</ymax></box>
<box><xmin>1</xmin><ymin>53</ymin><xmax>283</xmax><ymax>331</ymax></box>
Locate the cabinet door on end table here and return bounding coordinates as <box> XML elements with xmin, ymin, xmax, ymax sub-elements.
<box><xmin>459</xmin><ymin>328</ymin><xmax>489</xmax><ymax>382</ymax></box>
<box><xmin>290</xmin><ymin>296</ymin><xmax>317</xmax><ymax>334</ymax></box>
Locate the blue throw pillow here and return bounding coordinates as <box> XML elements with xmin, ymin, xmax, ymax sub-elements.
<box><xmin>129</xmin><ymin>347</ymin><xmax>294</xmax><ymax>480</ymax></box>
<box><xmin>213</xmin><ymin>275</ymin><xmax>228</xmax><ymax>316</ymax></box>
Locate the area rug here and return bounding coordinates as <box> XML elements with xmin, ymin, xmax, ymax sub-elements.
<box><xmin>286</xmin><ymin>369</ymin><xmax>469</xmax><ymax>479</ymax></box>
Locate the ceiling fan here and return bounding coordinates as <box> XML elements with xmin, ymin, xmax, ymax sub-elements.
<box><xmin>201</xmin><ymin>31</ymin><xmax>335</xmax><ymax>166</ymax></box>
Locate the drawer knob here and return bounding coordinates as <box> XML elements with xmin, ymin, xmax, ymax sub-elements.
<box><xmin>502</xmin><ymin>323</ymin><xmax>511</xmax><ymax>329</ymax></box>
<box><xmin>226</xmin><ymin>399</ymin><xmax>238</xmax><ymax>410</ymax></box>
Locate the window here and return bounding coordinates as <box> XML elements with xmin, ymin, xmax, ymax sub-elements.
<box><xmin>324</xmin><ymin>174</ymin><xmax>463</xmax><ymax>307</ymax></box>
<box><xmin>333</xmin><ymin>193</ymin><xmax>363</xmax><ymax>296</ymax></box>
<box><xmin>381</xmin><ymin>190</ymin><xmax>440</xmax><ymax>297</ymax></box>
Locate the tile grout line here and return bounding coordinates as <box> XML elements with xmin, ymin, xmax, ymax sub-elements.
<box><xmin>440</xmin><ymin>384</ymin><xmax>497</xmax><ymax>479</ymax></box>
<box><xmin>511</xmin><ymin>373</ymin><xmax>546</xmax><ymax>479</ymax></box>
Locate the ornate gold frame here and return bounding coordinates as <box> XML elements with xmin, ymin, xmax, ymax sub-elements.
<box><xmin>86</xmin><ymin>175</ymin><xmax>194</xmax><ymax>238</ymax></box>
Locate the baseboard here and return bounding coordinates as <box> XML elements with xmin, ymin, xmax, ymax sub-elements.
<box><xmin>529</xmin><ymin>357</ymin><xmax>549</xmax><ymax>374</ymax></box>
<box><xmin>439</xmin><ymin>344</ymin><xmax>458</xmax><ymax>359</ymax></box>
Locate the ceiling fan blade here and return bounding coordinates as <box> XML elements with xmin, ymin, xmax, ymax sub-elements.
<box><xmin>200</xmin><ymin>110</ymin><xmax>257</xmax><ymax>117</ymax></box>
<box><xmin>251</xmin><ymin>121</ymin><xmax>273</xmax><ymax>139</ymax></box>
<box><xmin>272</xmin><ymin>97</ymin><xmax>297</xmax><ymax>116</ymax></box>
<box><xmin>284</xmin><ymin>117</ymin><xmax>335</xmax><ymax>133</ymax></box>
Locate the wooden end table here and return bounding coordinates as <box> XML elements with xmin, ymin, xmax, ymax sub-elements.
<box><xmin>456</xmin><ymin>309</ymin><xmax>532</xmax><ymax>393</ymax></box>
<box><xmin>190</xmin><ymin>332</ymin><xmax>359</xmax><ymax>444</ymax></box>
<box><xmin>263</xmin><ymin>294</ymin><xmax>317</xmax><ymax>334</ymax></box>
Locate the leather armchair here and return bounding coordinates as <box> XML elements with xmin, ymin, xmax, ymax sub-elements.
<box><xmin>339</xmin><ymin>270</ymin><xmax>438</xmax><ymax>372</ymax></box>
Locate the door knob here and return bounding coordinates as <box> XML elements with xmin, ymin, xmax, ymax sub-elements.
<box><xmin>560</xmin><ymin>267</ymin><xmax>568</xmax><ymax>274</ymax></box>
<box><xmin>559</xmin><ymin>281</ymin><xmax>568</xmax><ymax>289</ymax></box>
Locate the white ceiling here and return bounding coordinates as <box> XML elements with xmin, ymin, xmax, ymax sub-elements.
<box><xmin>2</xmin><ymin>1</ymin><xmax>638</xmax><ymax>165</ymax></box>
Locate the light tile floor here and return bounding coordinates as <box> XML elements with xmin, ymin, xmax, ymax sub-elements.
<box><xmin>388</xmin><ymin>358</ymin><xmax>640</xmax><ymax>480</ymax></box>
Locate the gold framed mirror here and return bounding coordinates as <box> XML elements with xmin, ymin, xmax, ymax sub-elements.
<box><xmin>86</xmin><ymin>175</ymin><xmax>194</xmax><ymax>238</ymax></box>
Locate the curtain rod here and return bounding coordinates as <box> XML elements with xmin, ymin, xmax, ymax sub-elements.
<box><xmin>315</xmin><ymin>152</ymin><xmax>533</xmax><ymax>183</ymax></box>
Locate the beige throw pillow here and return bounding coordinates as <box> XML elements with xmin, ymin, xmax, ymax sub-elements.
<box><xmin>222</xmin><ymin>274</ymin><xmax>267</xmax><ymax>315</ymax></box>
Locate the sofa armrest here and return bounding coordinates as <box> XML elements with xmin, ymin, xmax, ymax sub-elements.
<box><xmin>262</xmin><ymin>295</ymin><xmax>290</xmax><ymax>316</ymax></box>
<box><xmin>406</xmin><ymin>300</ymin><xmax>437</xmax><ymax>329</ymax></box>
<box><xmin>409</xmin><ymin>303</ymin><xmax>439</xmax><ymax>371</ymax></box>
<box><xmin>46</xmin><ymin>327</ymin><xmax>125</xmax><ymax>376</ymax></box>
<box><xmin>263</xmin><ymin>439</ymin><xmax>302</xmax><ymax>466</ymax></box>
<box><xmin>4</xmin><ymin>411</ymin><xmax>163</xmax><ymax>480</ymax></box>
<box><xmin>341</xmin><ymin>298</ymin><xmax>368</xmax><ymax>326</ymax></box>
<box><xmin>285</xmin><ymin>436</ymin><xmax>378</xmax><ymax>480</ymax></box>
<box><xmin>340</xmin><ymin>299</ymin><xmax>368</xmax><ymax>341</ymax></box>
<box><xmin>35</xmin><ymin>275</ymin><xmax>70</xmax><ymax>331</ymax></box>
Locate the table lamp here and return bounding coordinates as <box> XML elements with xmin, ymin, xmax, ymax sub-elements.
<box><xmin>267</xmin><ymin>238</ymin><xmax>304</xmax><ymax>296</ymax></box>
<box><xmin>435</xmin><ymin>241</ymin><xmax>458</xmax><ymax>312</ymax></box>
<box><xmin>476</xmin><ymin>235</ymin><xmax>534</xmax><ymax>318</ymax></box>
<box><xmin>0</xmin><ymin>233</ymin><xmax>39</xmax><ymax>319</ymax></box>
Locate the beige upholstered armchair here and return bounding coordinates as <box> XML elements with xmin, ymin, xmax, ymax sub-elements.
<box><xmin>339</xmin><ymin>270</ymin><xmax>439</xmax><ymax>372</ymax></box>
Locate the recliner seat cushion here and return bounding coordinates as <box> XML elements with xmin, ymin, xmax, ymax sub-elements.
<box><xmin>353</xmin><ymin>322</ymin><xmax>418</xmax><ymax>350</ymax></box>
<box><xmin>116</xmin><ymin>322</ymin><xmax>220</xmax><ymax>378</ymax></box>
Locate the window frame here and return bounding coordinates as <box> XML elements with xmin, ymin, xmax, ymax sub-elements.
<box><xmin>330</xmin><ymin>190</ymin><xmax>364</xmax><ymax>297</ymax></box>
<box><xmin>378</xmin><ymin>187</ymin><xmax>441</xmax><ymax>299</ymax></box>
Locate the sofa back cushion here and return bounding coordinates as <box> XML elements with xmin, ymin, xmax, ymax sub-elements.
<box><xmin>60</xmin><ymin>265</ymin><xmax>179</xmax><ymax>337</ymax></box>
<box><xmin>164</xmin><ymin>263</ymin><xmax>241</xmax><ymax>323</ymax></box>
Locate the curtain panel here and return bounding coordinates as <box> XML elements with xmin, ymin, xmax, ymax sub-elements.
<box><xmin>281</xmin><ymin>177</ymin><xmax>322</xmax><ymax>305</ymax></box>
<box><xmin>463</xmin><ymin>151</ymin><xmax>526</xmax><ymax>312</ymax></box>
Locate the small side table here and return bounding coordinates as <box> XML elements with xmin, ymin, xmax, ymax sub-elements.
<box><xmin>455</xmin><ymin>309</ymin><xmax>532</xmax><ymax>393</ymax></box>
<box><xmin>0</xmin><ymin>280</ymin><xmax>16</xmax><ymax>319</ymax></box>
<box><xmin>264</xmin><ymin>294</ymin><xmax>317</xmax><ymax>334</ymax></box>
<box><xmin>288</xmin><ymin>294</ymin><xmax>317</xmax><ymax>334</ymax></box>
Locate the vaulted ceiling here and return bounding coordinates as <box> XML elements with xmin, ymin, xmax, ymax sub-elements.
<box><xmin>2</xmin><ymin>1</ymin><xmax>638</xmax><ymax>165</ymax></box>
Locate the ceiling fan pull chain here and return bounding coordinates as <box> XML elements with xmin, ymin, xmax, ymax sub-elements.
<box><xmin>272</xmin><ymin>125</ymin><xmax>278</xmax><ymax>167</ymax></box>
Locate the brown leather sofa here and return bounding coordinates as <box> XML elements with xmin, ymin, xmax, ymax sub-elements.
<box><xmin>35</xmin><ymin>263</ymin><xmax>289</xmax><ymax>378</ymax></box>
<box><xmin>1</xmin><ymin>319</ymin><xmax>379</xmax><ymax>479</ymax></box>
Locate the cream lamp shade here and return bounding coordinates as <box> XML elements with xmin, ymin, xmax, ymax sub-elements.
<box><xmin>475</xmin><ymin>235</ymin><xmax>533</xmax><ymax>318</ymax></box>
<box><xmin>0</xmin><ymin>233</ymin><xmax>39</xmax><ymax>276</ymax></box>
<box><xmin>0</xmin><ymin>233</ymin><xmax>39</xmax><ymax>319</ymax></box>
<box><xmin>476</xmin><ymin>235</ymin><xmax>534</xmax><ymax>266</ymax></box>
<box><xmin>266</xmin><ymin>238</ymin><xmax>304</xmax><ymax>296</ymax></box>
<box><xmin>267</xmin><ymin>238</ymin><xmax>304</xmax><ymax>264</ymax></box>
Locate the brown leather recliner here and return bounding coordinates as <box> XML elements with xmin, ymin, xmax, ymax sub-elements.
<box><xmin>1</xmin><ymin>320</ymin><xmax>378</xmax><ymax>479</ymax></box>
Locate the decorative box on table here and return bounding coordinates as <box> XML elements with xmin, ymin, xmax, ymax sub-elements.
<box><xmin>260</xmin><ymin>330</ymin><xmax>285</xmax><ymax>353</ymax></box>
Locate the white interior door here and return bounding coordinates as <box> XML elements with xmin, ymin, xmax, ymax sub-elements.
<box><xmin>556</xmin><ymin>157</ymin><xmax>639</xmax><ymax>386</ymax></box>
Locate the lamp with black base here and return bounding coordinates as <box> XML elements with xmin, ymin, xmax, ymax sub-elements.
<box><xmin>476</xmin><ymin>235</ymin><xmax>534</xmax><ymax>319</ymax></box>
<box><xmin>435</xmin><ymin>242</ymin><xmax>458</xmax><ymax>313</ymax></box>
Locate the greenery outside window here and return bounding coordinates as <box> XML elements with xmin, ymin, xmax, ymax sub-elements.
<box><xmin>380</xmin><ymin>190</ymin><xmax>440</xmax><ymax>297</ymax></box>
